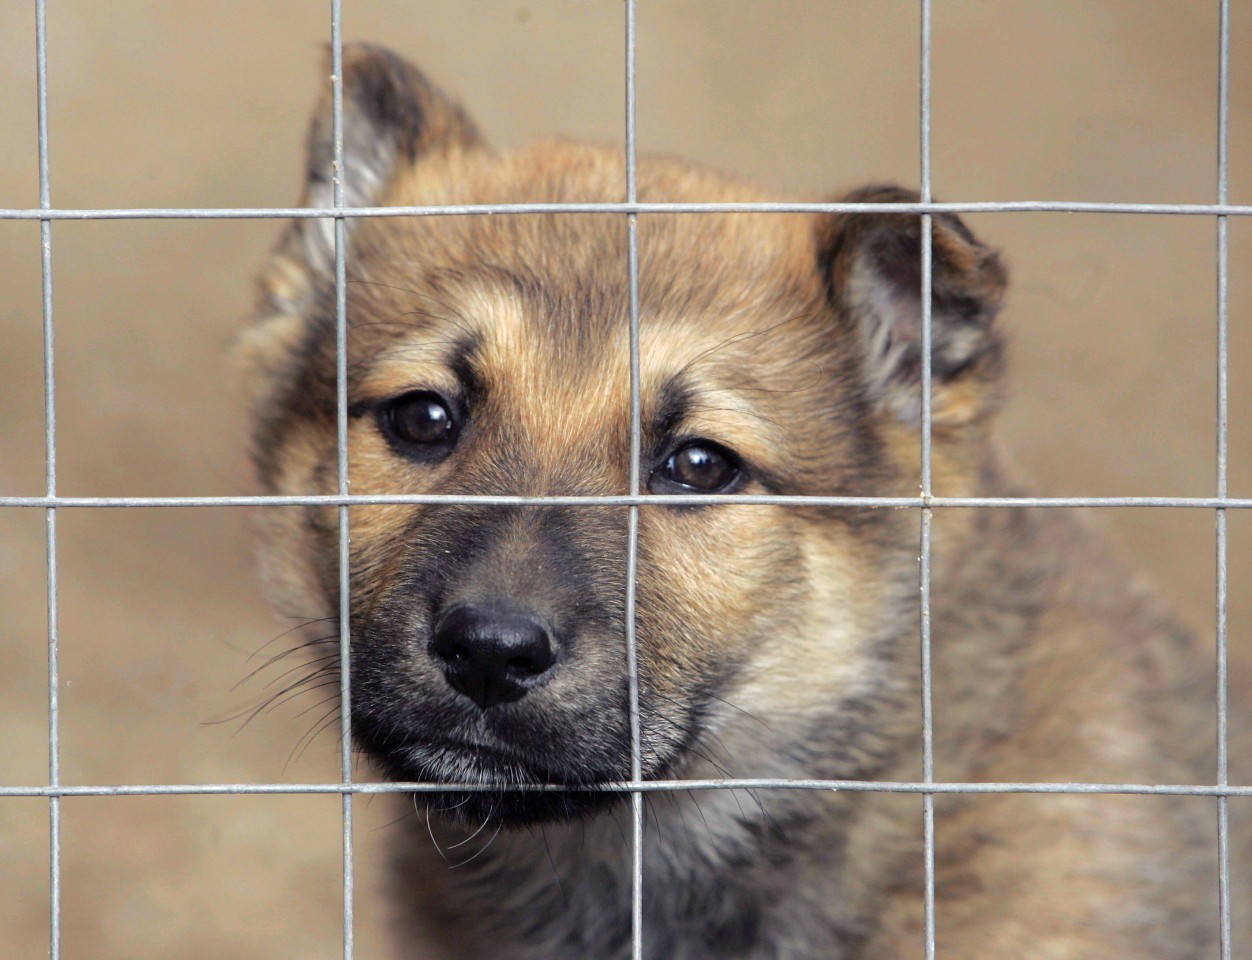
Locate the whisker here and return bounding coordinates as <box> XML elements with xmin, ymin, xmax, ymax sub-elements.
<box><xmin>251</xmin><ymin>615</ymin><xmax>336</xmax><ymax>652</ymax></box>
<box><xmin>425</xmin><ymin>801</ymin><xmax>450</xmax><ymax>863</ymax></box>
<box><xmin>259</xmin><ymin>652</ymin><xmax>340</xmax><ymax>692</ymax></box>
<box><xmin>285</xmin><ymin>702</ymin><xmax>343</xmax><ymax>771</ymax></box>
<box><xmin>226</xmin><ymin>675</ymin><xmax>340</xmax><ymax>731</ymax></box>
<box><xmin>233</xmin><ymin>632</ymin><xmax>340</xmax><ymax>690</ymax></box>
<box><xmin>449</xmin><ymin>820</ymin><xmax>504</xmax><ymax>870</ymax></box>
<box><xmin>537</xmin><ymin>824</ymin><xmax>567</xmax><ymax>905</ymax></box>
<box><xmin>448</xmin><ymin>801</ymin><xmax>497</xmax><ymax>849</ymax></box>
<box><xmin>704</xmin><ymin>692</ymin><xmax>773</xmax><ymax>730</ymax></box>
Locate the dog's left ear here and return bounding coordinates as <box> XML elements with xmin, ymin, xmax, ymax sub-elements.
<box><xmin>817</xmin><ymin>185</ymin><xmax>1007</xmax><ymax>428</ymax></box>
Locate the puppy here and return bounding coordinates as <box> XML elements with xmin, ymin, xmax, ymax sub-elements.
<box><xmin>240</xmin><ymin>43</ymin><xmax>1232</xmax><ymax>959</ymax></box>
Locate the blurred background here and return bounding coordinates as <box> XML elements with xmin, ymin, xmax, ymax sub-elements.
<box><xmin>1</xmin><ymin>1</ymin><xmax>1249</xmax><ymax>956</ymax></box>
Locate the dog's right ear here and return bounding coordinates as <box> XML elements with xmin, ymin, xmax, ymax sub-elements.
<box><xmin>284</xmin><ymin>43</ymin><xmax>484</xmax><ymax>284</ymax></box>
<box><xmin>304</xmin><ymin>43</ymin><xmax>482</xmax><ymax>212</ymax></box>
<box><xmin>241</xmin><ymin>46</ymin><xmax>482</xmax><ymax>415</ymax></box>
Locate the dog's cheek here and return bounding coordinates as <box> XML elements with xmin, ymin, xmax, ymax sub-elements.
<box><xmin>737</xmin><ymin>527</ymin><xmax>893</xmax><ymax>720</ymax></box>
<box><xmin>635</xmin><ymin>505</ymin><xmax>811</xmax><ymax>701</ymax></box>
<box><xmin>639</xmin><ymin>503</ymin><xmax>894</xmax><ymax>731</ymax></box>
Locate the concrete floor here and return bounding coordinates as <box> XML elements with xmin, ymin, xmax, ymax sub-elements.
<box><xmin>1</xmin><ymin>1</ymin><xmax>1250</xmax><ymax>956</ymax></box>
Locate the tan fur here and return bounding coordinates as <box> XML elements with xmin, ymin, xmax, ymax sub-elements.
<box><xmin>241</xmin><ymin>45</ymin><xmax>1239</xmax><ymax>959</ymax></box>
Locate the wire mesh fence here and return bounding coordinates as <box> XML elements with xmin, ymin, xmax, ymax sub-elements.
<box><xmin>2</xmin><ymin>1</ymin><xmax>1238</xmax><ymax>958</ymax></box>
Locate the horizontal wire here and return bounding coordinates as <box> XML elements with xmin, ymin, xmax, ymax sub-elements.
<box><xmin>4</xmin><ymin>779</ymin><xmax>1252</xmax><ymax>798</ymax></box>
<box><xmin>2</xmin><ymin>201</ymin><xmax>1252</xmax><ymax>221</ymax></box>
<box><xmin>1</xmin><ymin>494</ymin><xmax>1249</xmax><ymax>509</ymax></box>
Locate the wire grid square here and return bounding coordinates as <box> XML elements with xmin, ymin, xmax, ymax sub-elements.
<box><xmin>3</xmin><ymin>0</ymin><xmax>1237</xmax><ymax>957</ymax></box>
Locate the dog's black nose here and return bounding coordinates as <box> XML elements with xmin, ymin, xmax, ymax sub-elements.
<box><xmin>431</xmin><ymin>604</ymin><xmax>557</xmax><ymax>709</ymax></box>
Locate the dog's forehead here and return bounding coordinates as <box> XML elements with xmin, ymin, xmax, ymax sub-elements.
<box><xmin>356</xmin><ymin>267</ymin><xmax>807</xmax><ymax>414</ymax></box>
<box><xmin>351</xmin><ymin>148</ymin><xmax>828</xmax><ymax>373</ymax></box>
<box><xmin>366</xmin><ymin>136</ymin><xmax>827</xmax><ymax>325</ymax></box>
<box><xmin>352</xmin><ymin>219</ymin><xmax>827</xmax><ymax>404</ymax></box>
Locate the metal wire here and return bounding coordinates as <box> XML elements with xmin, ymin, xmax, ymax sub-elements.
<box><xmin>3</xmin><ymin>200</ymin><xmax>1252</xmax><ymax>220</ymax></box>
<box><xmin>16</xmin><ymin>3</ymin><xmax>1239</xmax><ymax>958</ymax></box>
<box><xmin>918</xmin><ymin>2</ymin><xmax>936</xmax><ymax>956</ymax></box>
<box><xmin>328</xmin><ymin>4</ymin><xmax>355</xmax><ymax>958</ymax></box>
<box><xmin>35</xmin><ymin>1</ymin><xmax>61</xmax><ymax>958</ymax></box>
<box><xmin>3</xmin><ymin>495</ymin><xmax>1251</xmax><ymax>509</ymax></box>
<box><xmin>1215</xmin><ymin>1</ymin><xmax>1232</xmax><ymax>956</ymax></box>
<box><xmin>623</xmin><ymin>2</ymin><xmax>645</xmax><ymax>957</ymax></box>
<box><xmin>6</xmin><ymin>779</ymin><xmax>1252</xmax><ymax>799</ymax></box>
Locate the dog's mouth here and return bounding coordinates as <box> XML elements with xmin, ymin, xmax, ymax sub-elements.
<box><xmin>376</xmin><ymin>735</ymin><xmax>629</xmax><ymax>826</ymax></box>
<box><xmin>352</xmin><ymin>704</ymin><xmax>707</xmax><ymax>827</ymax></box>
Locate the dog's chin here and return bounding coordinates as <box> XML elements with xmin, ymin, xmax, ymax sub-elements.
<box><xmin>420</xmin><ymin>787</ymin><xmax>620</xmax><ymax>827</ymax></box>
<box><xmin>373</xmin><ymin>739</ymin><xmax>628</xmax><ymax>827</ymax></box>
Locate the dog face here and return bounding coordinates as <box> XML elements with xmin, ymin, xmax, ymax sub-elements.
<box><xmin>241</xmin><ymin>45</ymin><xmax>1006</xmax><ymax>825</ymax></box>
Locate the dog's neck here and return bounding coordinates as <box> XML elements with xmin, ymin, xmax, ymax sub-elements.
<box><xmin>395</xmin><ymin>771</ymin><xmax>904</xmax><ymax>960</ymax></box>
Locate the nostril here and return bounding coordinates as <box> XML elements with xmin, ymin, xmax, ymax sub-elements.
<box><xmin>431</xmin><ymin>603</ymin><xmax>558</xmax><ymax>709</ymax></box>
<box><xmin>507</xmin><ymin>653</ymin><xmax>548</xmax><ymax>677</ymax></box>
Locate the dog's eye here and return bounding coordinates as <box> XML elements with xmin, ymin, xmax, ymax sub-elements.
<box><xmin>381</xmin><ymin>391</ymin><xmax>458</xmax><ymax>450</ymax></box>
<box><xmin>653</xmin><ymin>441</ymin><xmax>743</xmax><ymax>494</ymax></box>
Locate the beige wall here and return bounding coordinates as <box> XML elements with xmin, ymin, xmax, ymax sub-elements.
<box><xmin>1</xmin><ymin>1</ymin><xmax>1249</xmax><ymax>957</ymax></box>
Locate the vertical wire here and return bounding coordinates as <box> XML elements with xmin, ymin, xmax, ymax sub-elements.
<box><xmin>36</xmin><ymin>2</ymin><xmax>61</xmax><ymax>958</ymax></box>
<box><xmin>329</xmin><ymin>5</ymin><xmax>354</xmax><ymax>958</ymax></box>
<box><xmin>1214</xmin><ymin>0</ymin><xmax>1231</xmax><ymax>956</ymax></box>
<box><xmin>623</xmin><ymin>1</ymin><xmax>645</xmax><ymax>957</ymax></box>
<box><xmin>918</xmin><ymin>1</ymin><xmax>936</xmax><ymax>958</ymax></box>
